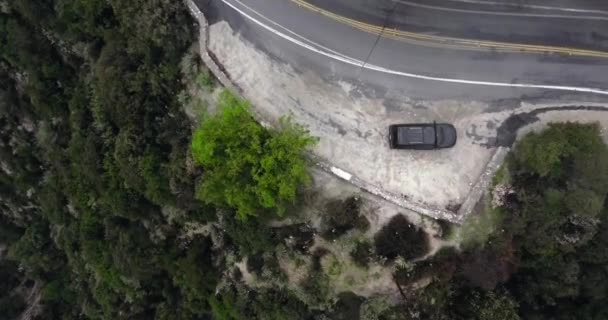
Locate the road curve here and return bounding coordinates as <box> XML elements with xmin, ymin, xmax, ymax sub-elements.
<box><xmin>306</xmin><ymin>0</ymin><xmax>608</xmax><ymax>50</ymax></box>
<box><xmin>205</xmin><ymin>0</ymin><xmax>608</xmax><ymax>100</ymax></box>
<box><xmin>293</xmin><ymin>0</ymin><xmax>608</xmax><ymax>58</ymax></box>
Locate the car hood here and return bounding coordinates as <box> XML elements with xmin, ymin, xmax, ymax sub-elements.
<box><xmin>436</xmin><ymin>124</ymin><xmax>457</xmax><ymax>148</ymax></box>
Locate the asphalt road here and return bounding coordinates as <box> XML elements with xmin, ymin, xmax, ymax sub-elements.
<box><xmin>203</xmin><ymin>0</ymin><xmax>608</xmax><ymax>101</ymax></box>
<box><xmin>307</xmin><ymin>0</ymin><xmax>608</xmax><ymax>50</ymax></box>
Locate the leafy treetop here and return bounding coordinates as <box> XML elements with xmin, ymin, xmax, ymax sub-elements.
<box><xmin>191</xmin><ymin>91</ymin><xmax>317</xmax><ymax>219</ymax></box>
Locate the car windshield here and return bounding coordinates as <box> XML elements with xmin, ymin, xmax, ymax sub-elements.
<box><xmin>437</xmin><ymin>127</ymin><xmax>444</xmax><ymax>143</ymax></box>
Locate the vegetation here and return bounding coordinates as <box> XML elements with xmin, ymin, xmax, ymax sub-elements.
<box><xmin>350</xmin><ymin>240</ymin><xmax>374</xmax><ymax>268</ymax></box>
<box><xmin>0</xmin><ymin>259</ymin><xmax>27</xmax><ymax>319</ymax></box>
<box><xmin>191</xmin><ymin>91</ymin><xmax>317</xmax><ymax>220</ymax></box>
<box><xmin>211</xmin><ymin>285</ymin><xmax>316</xmax><ymax>320</ymax></box>
<box><xmin>1</xmin><ymin>0</ymin><xmax>608</xmax><ymax>318</ymax></box>
<box><xmin>320</xmin><ymin>196</ymin><xmax>369</xmax><ymax>240</ymax></box>
<box><xmin>458</xmin><ymin>204</ymin><xmax>506</xmax><ymax>247</ymax></box>
<box><xmin>374</xmin><ymin>214</ymin><xmax>430</xmax><ymax>261</ymax></box>
<box><xmin>498</xmin><ymin>122</ymin><xmax>608</xmax><ymax>318</ymax></box>
<box><xmin>1</xmin><ymin>0</ymin><xmax>222</xmax><ymax>318</ymax></box>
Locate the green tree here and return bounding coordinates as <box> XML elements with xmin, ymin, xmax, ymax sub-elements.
<box><xmin>513</xmin><ymin>122</ymin><xmax>604</xmax><ymax>178</ymax></box>
<box><xmin>209</xmin><ymin>294</ymin><xmax>243</xmax><ymax>320</ymax></box>
<box><xmin>191</xmin><ymin>91</ymin><xmax>317</xmax><ymax>219</ymax></box>
<box><xmin>469</xmin><ymin>292</ymin><xmax>520</xmax><ymax>320</ymax></box>
<box><xmin>491</xmin><ymin>122</ymin><xmax>608</xmax><ymax>318</ymax></box>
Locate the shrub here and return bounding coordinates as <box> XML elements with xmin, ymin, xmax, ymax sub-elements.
<box><xmin>465</xmin><ymin>291</ymin><xmax>520</xmax><ymax>320</ymax></box>
<box><xmin>311</xmin><ymin>247</ymin><xmax>330</xmax><ymax>272</ymax></box>
<box><xmin>222</xmin><ymin>212</ymin><xmax>273</xmax><ymax>256</ymax></box>
<box><xmin>271</xmin><ymin>223</ymin><xmax>315</xmax><ymax>254</ymax></box>
<box><xmin>191</xmin><ymin>91</ymin><xmax>317</xmax><ymax>220</ymax></box>
<box><xmin>374</xmin><ymin>215</ymin><xmax>429</xmax><ymax>261</ymax></box>
<box><xmin>246</xmin><ymin>252</ymin><xmax>283</xmax><ymax>281</ymax></box>
<box><xmin>394</xmin><ymin>247</ymin><xmax>459</xmax><ymax>287</ymax></box>
<box><xmin>250</xmin><ymin>289</ymin><xmax>312</xmax><ymax>319</ymax></box>
<box><xmin>350</xmin><ymin>240</ymin><xmax>373</xmax><ymax>268</ymax></box>
<box><xmin>320</xmin><ymin>196</ymin><xmax>369</xmax><ymax>240</ymax></box>
<box><xmin>197</xmin><ymin>69</ymin><xmax>215</xmax><ymax>89</ymax></box>
<box><xmin>0</xmin><ymin>294</ymin><xmax>26</xmax><ymax>320</ymax></box>
<box><xmin>328</xmin><ymin>292</ymin><xmax>365</xmax><ymax>320</ymax></box>
<box><xmin>460</xmin><ymin>246</ymin><xmax>514</xmax><ymax>290</ymax></box>
<box><xmin>247</xmin><ymin>253</ymin><xmax>265</xmax><ymax>276</ymax></box>
<box><xmin>436</xmin><ymin>219</ymin><xmax>454</xmax><ymax>240</ymax></box>
<box><xmin>301</xmin><ymin>271</ymin><xmax>331</xmax><ymax>306</ymax></box>
<box><xmin>209</xmin><ymin>293</ymin><xmax>243</xmax><ymax>320</ymax></box>
<box><xmin>0</xmin><ymin>217</ymin><xmax>23</xmax><ymax>244</ymax></box>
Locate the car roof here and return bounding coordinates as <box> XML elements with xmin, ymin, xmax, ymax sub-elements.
<box><xmin>397</xmin><ymin>126</ymin><xmax>435</xmax><ymax>145</ymax></box>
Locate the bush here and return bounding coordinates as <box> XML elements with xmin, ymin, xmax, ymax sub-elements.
<box><xmin>350</xmin><ymin>240</ymin><xmax>373</xmax><ymax>268</ymax></box>
<box><xmin>222</xmin><ymin>212</ymin><xmax>273</xmax><ymax>256</ymax></box>
<box><xmin>320</xmin><ymin>196</ymin><xmax>369</xmax><ymax>240</ymax></box>
<box><xmin>197</xmin><ymin>69</ymin><xmax>215</xmax><ymax>89</ymax></box>
<box><xmin>167</xmin><ymin>237</ymin><xmax>218</xmax><ymax>316</ymax></box>
<box><xmin>463</xmin><ymin>291</ymin><xmax>520</xmax><ymax>320</ymax></box>
<box><xmin>328</xmin><ymin>292</ymin><xmax>365</xmax><ymax>320</ymax></box>
<box><xmin>209</xmin><ymin>293</ymin><xmax>243</xmax><ymax>320</ymax></box>
<box><xmin>271</xmin><ymin>223</ymin><xmax>315</xmax><ymax>254</ymax></box>
<box><xmin>0</xmin><ymin>294</ymin><xmax>26</xmax><ymax>320</ymax></box>
<box><xmin>191</xmin><ymin>91</ymin><xmax>317</xmax><ymax>220</ymax></box>
<box><xmin>374</xmin><ymin>215</ymin><xmax>429</xmax><ymax>261</ymax></box>
<box><xmin>212</xmin><ymin>286</ymin><xmax>313</xmax><ymax>320</ymax></box>
<box><xmin>246</xmin><ymin>253</ymin><xmax>265</xmax><ymax>276</ymax></box>
<box><xmin>0</xmin><ymin>259</ymin><xmax>27</xmax><ymax>320</ymax></box>
<box><xmin>311</xmin><ymin>247</ymin><xmax>330</xmax><ymax>272</ymax></box>
<box><xmin>0</xmin><ymin>217</ymin><xmax>23</xmax><ymax>244</ymax></box>
<box><xmin>435</xmin><ymin>219</ymin><xmax>454</xmax><ymax>240</ymax></box>
<box><xmin>394</xmin><ymin>247</ymin><xmax>459</xmax><ymax>287</ymax></box>
<box><xmin>301</xmin><ymin>271</ymin><xmax>331</xmax><ymax>306</ymax></box>
<box><xmin>245</xmin><ymin>252</ymin><xmax>283</xmax><ymax>280</ymax></box>
<box><xmin>460</xmin><ymin>246</ymin><xmax>514</xmax><ymax>290</ymax></box>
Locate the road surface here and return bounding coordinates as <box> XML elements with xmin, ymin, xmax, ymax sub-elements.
<box><xmin>202</xmin><ymin>0</ymin><xmax>608</xmax><ymax>101</ymax></box>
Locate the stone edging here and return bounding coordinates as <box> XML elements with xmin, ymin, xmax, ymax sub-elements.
<box><xmin>186</xmin><ymin>0</ymin><xmax>241</xmax><ymax>95</ymax></box>
<box><xmin>184</xmin><ymin>0</ymin><xmax>501</xmax><ymax>224</ymax></box>
<box><xmin>457</xmin><ymin>147</ymin><xmax>510</xmax><ymax>218</ymax></box>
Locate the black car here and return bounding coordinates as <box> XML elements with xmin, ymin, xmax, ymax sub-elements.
<box><xmin>389</xmin><ymin>122</ymin><xmax>457</xmax><ymax>149</ymax></box>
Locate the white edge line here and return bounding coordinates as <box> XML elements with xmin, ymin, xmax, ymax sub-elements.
<box><xmin>221</xmin><ymin>0</ymin><xmax>608</xmax><ymax>95</ymax></box>
<box><xmin>230</xmin><ymin>0</ymin><xmax>357</xmax><ymax>61</ymax></box>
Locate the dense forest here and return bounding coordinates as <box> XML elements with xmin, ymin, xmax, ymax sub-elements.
<box><xmin>0</xmin><ymin>0</ymin><xmax>216</xmax><ymax>318</ymax></box>
<box><xmin>1</xmin><ymin>0</ymin><xmax>608</xmax><ymax>319</ymax></box>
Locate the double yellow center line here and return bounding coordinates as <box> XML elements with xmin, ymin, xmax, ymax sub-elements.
<box><xmin>290</xmin><ymin>0</ymin><xmax>608</xmax><ymax>58</ymax></box>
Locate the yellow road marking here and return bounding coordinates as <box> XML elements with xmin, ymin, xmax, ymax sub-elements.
<box><xmin>290</xmin><ymin>0</ymin><xmax>608</xmax><ymax>58</ymax></box>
